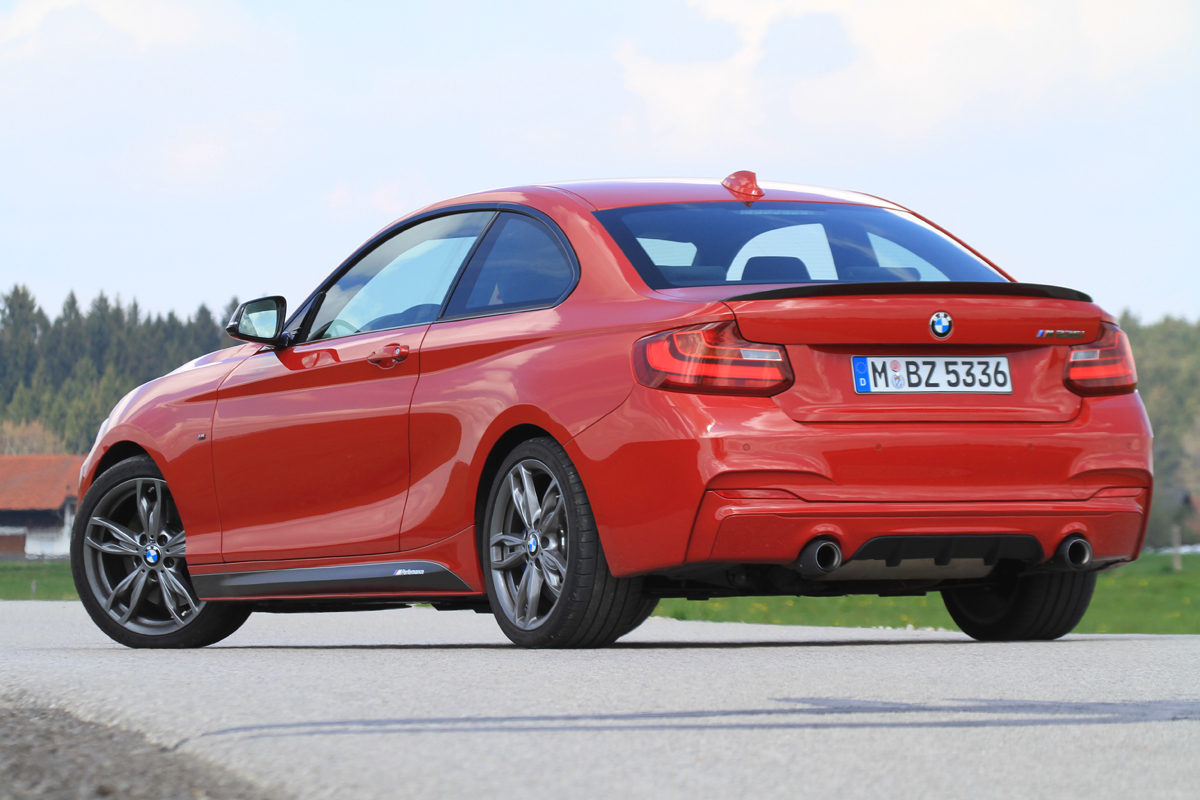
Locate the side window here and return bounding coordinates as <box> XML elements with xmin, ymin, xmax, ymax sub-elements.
<box><xmin>305</xmin><ymin>211</ymin><xmax>493</xmax><ymax>342</ymax></box>
<box><xmin>637</xmin><ymin>238</ymin><xmax>697</xmax><ymax>267</ymax></box>
<box><xmin>442</xmin><ymin>213</ymin><xmax>575</xmax><ymax>318</ymax></box>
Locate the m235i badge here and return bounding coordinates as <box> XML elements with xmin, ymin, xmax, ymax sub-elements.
<box><xmin>1037</xmin><ymin>329</ymin><xmax>1085</xmax><ymax>339</ymax></box>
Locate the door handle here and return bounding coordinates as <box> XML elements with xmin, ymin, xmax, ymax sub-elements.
<box><xmin>367</xmin><ymin>344</ymin><xmax>409</xmax><ymax>369</ymax></box>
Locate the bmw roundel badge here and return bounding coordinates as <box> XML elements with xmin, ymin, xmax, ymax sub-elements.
<box><xmin>144</xmin><ymin>547</ymin><xmax>160</xmax><ymax>565</ymax></box>
<box><xmin>930</xmin><ymin>311</ymin><xmax>953</xmax><ymax>340</ymax></box>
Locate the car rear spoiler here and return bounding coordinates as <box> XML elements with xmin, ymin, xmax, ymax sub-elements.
<box><xmin>726</xmin><ymin>281</ymin><xmax>1093</xmax><ymax>303</ymax></box>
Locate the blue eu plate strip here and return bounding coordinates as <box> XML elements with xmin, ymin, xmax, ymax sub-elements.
<box><xmin>852</xmin><ymin>356</ymin><xmax>871</xmax><ymax>393</ymax></box>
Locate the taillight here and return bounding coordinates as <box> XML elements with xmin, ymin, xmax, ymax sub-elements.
<box><xmin>1064</xmin><ymin>323</ymin><xmax>1137</xmax><ymax>396</ymax></box>
<box><xmin>633</xmin><ymin>321</ymin><xmax>794</xmax><ymax>396</ymax></box>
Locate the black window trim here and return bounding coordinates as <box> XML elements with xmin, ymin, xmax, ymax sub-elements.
<box><xmin>436</xmin><ymin>206</ymin><xmax>581</xmax><ymax>324</ymax></box>
<box><xmin>282</xmin><ymin>202</ymin><xmax>579</xmax><ymax>345</ymax></box>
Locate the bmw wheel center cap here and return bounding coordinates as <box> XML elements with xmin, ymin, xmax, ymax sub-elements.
<box><xmin>930</xmin><ymin>311</ymin><xmax>953</xmax><ymax>339</ymax></box>
<box><xmin>143</xmin><ymin>546</ymin><xmax>161</xmax><ymax>566</ymax></box>
<box><xmin>526</xmin><ymin>533</ymin><xmax>539</xmax><ymax>556</ymax></box>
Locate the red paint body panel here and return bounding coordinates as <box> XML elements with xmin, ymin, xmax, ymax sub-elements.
<box><xmin>75</xmin><ymin>177</ymin><xmax>1154</xmax><ymax>603</ymax></box>
<box><xmin>569</xmin><ymin>387</ymin><xmax>1151</xmax><ymax>576</ymax></box>
<box><xmin>79</xmin><ymin>345</ymin><xmax>256</xmax><ymax>565</ymax></box>
<box><xmin>725</xmin><ymin>295</ymin><xmax>1106</xmax><ymax>345</ymax></box>
<box><xmin>212</xmin><ymin>326</ymin><xmax>428</xmax><ymax>561</ymax></box>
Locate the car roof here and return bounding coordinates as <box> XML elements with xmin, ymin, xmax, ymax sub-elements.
<box><xmin>537</xmin><ymin>178</ymin><xmax>906</xmax><ymax>212</ymax></box>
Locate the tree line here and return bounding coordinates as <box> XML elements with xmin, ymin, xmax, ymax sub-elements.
<box><xmin>0</xmin><ymin>285</ymin><xmax>238</xmax><ymax>455</ymax></box>
<box><xmin>0</xmin><ymin>285</ymin><xmax>1194</xmax><ymax>547</ymax></box>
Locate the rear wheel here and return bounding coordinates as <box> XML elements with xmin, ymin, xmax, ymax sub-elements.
<box><xmin>614</xmin><ymin>597</ymin><xmax>659</xmax><ymax>640</ymax></box>
<box><xmin>942</xmin><ymin>570</ymin><xmax>1096</xmax><ymax>641</ymax></box>
<box><xmin>72</xmin><ymin>456</ymin><xmax>251</xmax><ymax>649</ymax></box>
<box><xmin>481</xmin><ymin>437</ymin><xmax>644</xmax><ymax>648</ymax></box>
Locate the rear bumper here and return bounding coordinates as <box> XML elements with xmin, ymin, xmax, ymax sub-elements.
<box><xmin>568</xmin><ymin>385</ymin><xmax>1152</xmax><ymax>578</ymax></box>
<box><xmin>686</xmin><ymin>491</ymin><xmax>1149</xmax><ymax>566</ymax></box>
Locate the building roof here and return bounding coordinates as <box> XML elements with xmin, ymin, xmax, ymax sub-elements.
<box><xmin>0</xmin><ymin>455</ymin><xmax>84</xmax><ymax>511</ymax></box>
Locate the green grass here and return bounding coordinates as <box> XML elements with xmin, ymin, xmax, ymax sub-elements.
<box><xmin>4</xmin><ymin>554</ymin><xmax>1196</xmax><ymax>635</ymax></box>
<box><xmin>0</xmin><ymin>560</ymin><xmax>78</xmax><ymax>601</ymax></box>
<box><xmin>655</xmin><ymin>553</ymin><xmax>1200</xmax><ymax>635</ymax></box>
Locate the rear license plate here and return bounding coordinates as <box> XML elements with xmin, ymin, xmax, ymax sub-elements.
<box><xmin>852</xmin><ymin>356</ymin><xmax>1013</xmax><ymax>394</ymax></box>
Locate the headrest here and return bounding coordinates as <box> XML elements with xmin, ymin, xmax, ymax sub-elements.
<box><xmin>742</xmin><ymin>256</ymin><xmax>810</xmax><ymax>283</ymax></box>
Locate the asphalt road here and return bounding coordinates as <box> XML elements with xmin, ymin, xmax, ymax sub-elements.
<box><xmin>2</xmin><ymin>602</ymin><xmax>1197</xmax><ymax>800</ymax></box>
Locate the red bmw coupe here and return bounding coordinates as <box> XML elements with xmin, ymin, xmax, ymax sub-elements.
<box><xmin>72</xmin><ymin>172</ymin><xmax>1151</xmax><ymax>649</ymax></box>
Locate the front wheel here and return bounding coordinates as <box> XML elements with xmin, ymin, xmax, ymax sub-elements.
<box><xmin>480</xmin><ymin>438</ymin><xmax>645</xmax><ymax>648</ymax></box>
<box><xmin>942</xmin><ymin>570</ymin><xmax>1096</xmax><ymax>641</ymax></box>
<box><xmin>72</xmin><ymin>456</ymin><xmax>251</xmax><ymax>649</ymax></box>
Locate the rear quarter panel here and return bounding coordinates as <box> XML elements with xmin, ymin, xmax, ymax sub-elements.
<box><xmin>401</xmin><ymin>189</ymin><xmax>728</xmax><ymax>552</ymax></box>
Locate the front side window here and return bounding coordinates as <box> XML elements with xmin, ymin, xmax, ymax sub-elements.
<box><xmin>443</xmin><ymin>213</ymin><xmax>575</xmax><ymax>318</ymax></box>
<box><xmin>305</xmin><ymin>211</ymin><xmax>493</xmax><ymax>341</ymax></box>
<box><xmin>594</xmin><ymin>202</ymin><xmax>1005</xmax><ymax>290</ymax></box>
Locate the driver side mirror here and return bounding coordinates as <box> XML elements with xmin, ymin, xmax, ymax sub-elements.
<box><xmin>225</xmin><ymin>296</ymin><xmax>287</xmax><ymax>345</ymax></box>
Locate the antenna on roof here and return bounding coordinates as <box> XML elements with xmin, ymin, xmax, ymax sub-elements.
<box><xmin>721</xmin><ymin>171</ymin><xmax>764</xmax><ymax>206</ymax></box>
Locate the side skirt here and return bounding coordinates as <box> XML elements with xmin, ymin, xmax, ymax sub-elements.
<box><xmin>191</xmin><ymin>560</ymin><xmax>473</xmax><ymax>600</ymax></box>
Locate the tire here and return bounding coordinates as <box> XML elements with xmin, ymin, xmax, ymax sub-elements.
<box><xmin>614</xmin><ymin>597</ymin><xmax>659</xmax><ymax>640</ymax></box>
<box><xmin>71</xmin><ymin>456</ymin><xmax>251</xmax><ymax>649</ymax></box>
<box><xmin>942</xmin><ymin>570</ymin><xmax>1096</xmax><ymax>642</ymax></box>
<box><xmin>480</xmin><ymin>437</ymin><xmax>644</xmax><ymax>648</ymax></box>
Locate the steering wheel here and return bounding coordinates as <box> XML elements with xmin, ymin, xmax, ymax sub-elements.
<box><xmin>321</xmin><ymin>318</ymin><xmax>359</xmax><ymax>339</ymax></box>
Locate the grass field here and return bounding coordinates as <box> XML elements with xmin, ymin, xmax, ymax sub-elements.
<box><xmin>655</xmin><ymin>553</ymin><xmax>1200</xmax><ymax>634</ymax></box>
<box><xmin>0</xmin><ymin>560</ymin><xmax>79</xmax><ymax>601</ymax></box>
<box><xmin>2</xmin><ymin>555</ymin><xmax>1196</xmax><ymax>634</ymax></box>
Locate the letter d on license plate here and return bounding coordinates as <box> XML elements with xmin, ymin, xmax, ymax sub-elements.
<box><xmin>852</xmin><ymin>356</ymin><xmax>1013</xmax><ymax>394</ymax></box>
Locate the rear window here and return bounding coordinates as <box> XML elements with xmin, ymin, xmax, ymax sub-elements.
<box><xmin>593</xmin><ymin>202</ymin><xmax>1006</xmax><ymax>290</ymax></box>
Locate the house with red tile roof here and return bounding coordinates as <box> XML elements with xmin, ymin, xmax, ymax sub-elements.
<box><xmin>0</xmin><ymin>455</ymin><xmax>84</xmax><ymax>558</ymax></box>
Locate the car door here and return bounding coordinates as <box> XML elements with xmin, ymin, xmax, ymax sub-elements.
<box><xmin>212</xmin><ymin>211</ymin><xmax>495</xmax><ymax>562</ymax></box>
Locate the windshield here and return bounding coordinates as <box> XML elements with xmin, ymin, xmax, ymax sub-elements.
<box><xmin>593</xmin><ymin>202</ymin><xmax>1007</xmax><ymax>290</ymax></box>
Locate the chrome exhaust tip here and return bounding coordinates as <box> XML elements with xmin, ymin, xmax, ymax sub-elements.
<box><xmin>1055</xmin><ymin>535</ymin><xmax>1092</xmax><ymax>571</ymax></box>
<box><xmin>795</xmin><ymin>539</ymin><xmax>843</xmax><ymax>577</ymax></box>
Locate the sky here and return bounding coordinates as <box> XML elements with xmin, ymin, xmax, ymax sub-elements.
<box><xmin>1</xmin><ymin>0</ymin><xmax>1197</xmax><ymax>324</ymax></box>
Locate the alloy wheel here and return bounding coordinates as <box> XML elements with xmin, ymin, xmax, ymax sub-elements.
<box><xmin>488</xmin><ymin>459</ymin><xmax>569</xmax><ymax>630</ymax></box>
<box><xmin>81</xmin><ymin>477</ymin><xmax>202</xmax><ymax>635</ymax></box>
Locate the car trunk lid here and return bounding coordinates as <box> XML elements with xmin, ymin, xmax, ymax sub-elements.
<box><xmin>722</xmin><ymin>282</ymin><xmax>1105</xmax><ymax>423</ymax></box>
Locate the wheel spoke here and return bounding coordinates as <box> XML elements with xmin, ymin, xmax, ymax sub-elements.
<box><xmin>539</xmin><ymin>557</ymin><xmax>563</xmax><ymax>598</ymax></box>
<box><xmin>162</xmin><ymin>529</ymin><xmax>187</xmax><ymax>559</ymax></box>
<box><xmin>508</xmin><ymin>473</ymin><xmax>532</xmax><ymax>529</ymax></box>
<box><xmin>156</xmin><ymin>572</ymin><xmax>186</xmax><ymax>625</ymax></box>
<box><xmin>523</xmin><ymin>564</ymin><xmax>543</xmax><ymax>625</ymax></box>
<box><xmin>539</xmin><ymin>547</ymin><xmax>566</xmax><ymax>580</ymax></box>
<box><xmin>147</xmin><ymin>481</ymin><xmax>164</xmax><ymax>538</ymax></box>
<box><xmin>513</xmin><ymin>567</ymin><xmax>532</xmax><ymax>628</ymax></box>
<box><xmin>103</xmin><ymin>568</ymin><xmax>142</xmax><ymax>613</ymax></box>
<box><xmin>136</xmin><ymin>479</ymin><xmax>152</xmax><ymax>535</ymax></box>
<box><xmin>85</xmin><ymin>533</ymin><xmax>140</xmax><ymax>557</ymax></box>
<box><xmin>518</xmin><ymin>465</ymin><xmax>541</xmax><ymax>527</ymax></box>
<box><xmin>490</xmin><ymin>533</ymin><xmax>525</xmax><ymax>549</ymax></box>
<box><xmin>162</xmin><ymin>568</ymin><xmax>200</xmax><ymax>617</ymax></box>
<box><xmin>537</xmin><ymin>487</ymin><xmax>562</xmax><ymax>533</ymax></box>
<box><xmin>493</xmin><ymin>548</ymin><xmax>527</xmax><ymax>570</ymax></box>
<box><xmin>118</xmin><ymin>569</ymin><xmax>150</xmax><ymax>624</ymax></box>
<box><xmin>91</xmin><ymin>517</ymin><xmax>140</xmax><ymax>549</ymax></box>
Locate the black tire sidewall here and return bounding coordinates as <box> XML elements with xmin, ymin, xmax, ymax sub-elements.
<box><xmin>943</xmin><ymin>571</ymin><xmax>1096</xmax><ymax>641</ymax></box>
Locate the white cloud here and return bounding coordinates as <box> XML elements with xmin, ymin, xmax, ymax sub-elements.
<box><xmin>618</xmin><ymin>0</ymin><xmax>1196</xmax><ymax>152</ymax></box>
<box><xmin>0</xmin><ymin>0</ymin><xmax>202</xmax><ymax>47</ymax></box>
